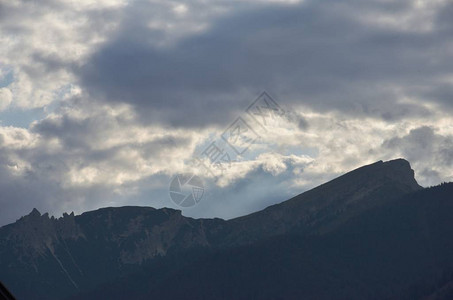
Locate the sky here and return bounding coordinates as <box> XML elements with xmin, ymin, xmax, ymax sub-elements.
<box><xmin>0</xmin><ymin>0</ymin><xmax>452</xmax><ymax>226</ymax></box>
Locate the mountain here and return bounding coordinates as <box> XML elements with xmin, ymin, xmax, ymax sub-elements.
<box><xmin>0</xmin><ymin>207</ymin><xmax>224</xmax><ymax>299</ymax></box>
<box><xmin>224</xmin><ymin>159</ymin><xmax>422</xmax><ymax>244</ymax></box>
<box><xmin>1</xmin><ymin>159</ymin><xmax>452</xmax><ymax>300</ymax></box>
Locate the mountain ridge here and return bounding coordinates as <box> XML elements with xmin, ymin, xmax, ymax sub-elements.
<box><xmin>10</xmin><ymin>158</ymin><xmax>421</xmax><ymax>227</ymax></box>
<box><xmin>1</xmin><ymin>158</ymin><xmax>450</xmax><ymax>300</ymax></box>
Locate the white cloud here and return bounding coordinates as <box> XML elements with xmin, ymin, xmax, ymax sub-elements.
<box><xmin>0</xmin><ymin>88</ymin><xmax>12</xmax><ymax>111</ymax></box>
<box><xmin>0</xmin><ymin>0</ymin><xmax>125</xmax><ymax>111</ymax></box>
<box><xmin>0</xmin><ymin>97</ymin><xmax>451</xmax><ymax>225</ymax></box>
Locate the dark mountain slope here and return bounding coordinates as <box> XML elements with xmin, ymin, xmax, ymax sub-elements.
<box><xmin>0</xmin><ymin>207</ymin><xmax>225</xmax><ymax>299</ymax></box>
<box><xmin>223</xmin><ymin>159</ymin><xmax>422</xmax><ymax>244</ymax></box>
<box><xmin>72</xmin><ymin>183</ymin><xmax>453</xmax><ymax>300</ymax></box>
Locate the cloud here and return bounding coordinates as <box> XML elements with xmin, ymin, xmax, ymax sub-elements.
<box><xmin>0</xmin><ymin>0</ymin><xmax>125</xmax><ymax>111</ymax></box>
<box><xmin>0</xmin><ymin>0</ymin><xmax>452</xmax><ymax>226</ymax></box>
<box><xmin>0</xmin><ymin>88</ymin><xmax>12</xmax><ymax>111</ymax></box>
<box><xmin>0</xmin><ymin>95</ymin><xmax>451</xmax><ymax>225</ymax></box>
<box><xmin>381</xmin><ymin>125</ymin><xmax>453</xmax><ymax>186</ymax></box>
<box><xmin>77</xmin><ymin>0</ymin><xmax>452</xmax><ymax>128</ymax></box>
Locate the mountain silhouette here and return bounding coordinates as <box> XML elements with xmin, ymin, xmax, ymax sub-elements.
<box><xmin>1</xmin><ymin>159</ymin><xmax>452</xmax><ymax>300</ymax></box>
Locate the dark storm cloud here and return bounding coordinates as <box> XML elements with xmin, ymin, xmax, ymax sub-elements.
<box><xmin>78</xmin><ymin>0</ymin><xmax>452</xmax><ymax>127</ymax></box>
<box><xmin>31</xmin><ymin>100</ymin><xmax>193</xmax><ymax>157</ymax></box>
<box><xmin>383</xmin><ymin>126</ymin><xmax>439</xmax><ymax>161</ymax></box>
<box><xmin>382</xmin><ymin>126</ymin><xmax>453</xmax><ymax>185</ymax></box>
<box><xmin>436</xmin><ymin>1</ymin><xmax>453</xmax><ymax>32</ymax></box>
<box><xmin>0</xmin><ymin>137</ymin><xmax>70</xmax><ymax>225</ymax></box>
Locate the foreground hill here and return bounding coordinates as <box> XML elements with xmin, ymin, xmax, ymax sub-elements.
<box><xmin>1</xmin><ymin>159</ymin><xmax>452</xmax><ymax>299</ymax></box>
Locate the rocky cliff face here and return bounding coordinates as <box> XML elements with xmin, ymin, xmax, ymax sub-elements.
<box><xmin>1</xmin><ymin>209</ymin><xmax>83</xmax><ymax>257</ymax></box>
<box><xmin>0</xmin><ymin>206</ymin><xmax>224</xmax><ymax>299</ymax></box>
<box><xmin>0</xmin><ymin>159</ymin><xmax>431</xmax><ymax>300</ymax></box>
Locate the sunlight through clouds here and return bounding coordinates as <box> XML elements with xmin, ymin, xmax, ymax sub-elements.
<box><xmin>0</xmin><ymin>0</ymin><xmax>452</xmax><ymax>225</ymax></box>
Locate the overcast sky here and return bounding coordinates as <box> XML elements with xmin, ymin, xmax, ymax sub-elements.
<box><xmin>0</xmin><ymin>0</ymin><xmax>452</xmax><ymax>226</ymax></box>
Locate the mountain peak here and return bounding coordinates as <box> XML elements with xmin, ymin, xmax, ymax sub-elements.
<box><xmin>228</xmin><ymin>158</ymin><xmax>422</xmax><ymax>242</ymax></box>
<box><xmin>322</xmin><ymin>158</ymin><xmax>419</xmax><ymax>189</ymax></box>
<box><xmin>29</xmin><ymin>208</ymin><xmax>41</xmax><ymax>218</ymax></box>
<box><xmin>378</xmin><ymin>158</ymin><xmax>412</xmax><ymax>169</ymax></box>
<box><xmin>359</xmin><ymin>158</ymin><xmax>421</xmax><ymax>190</ymax></box>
